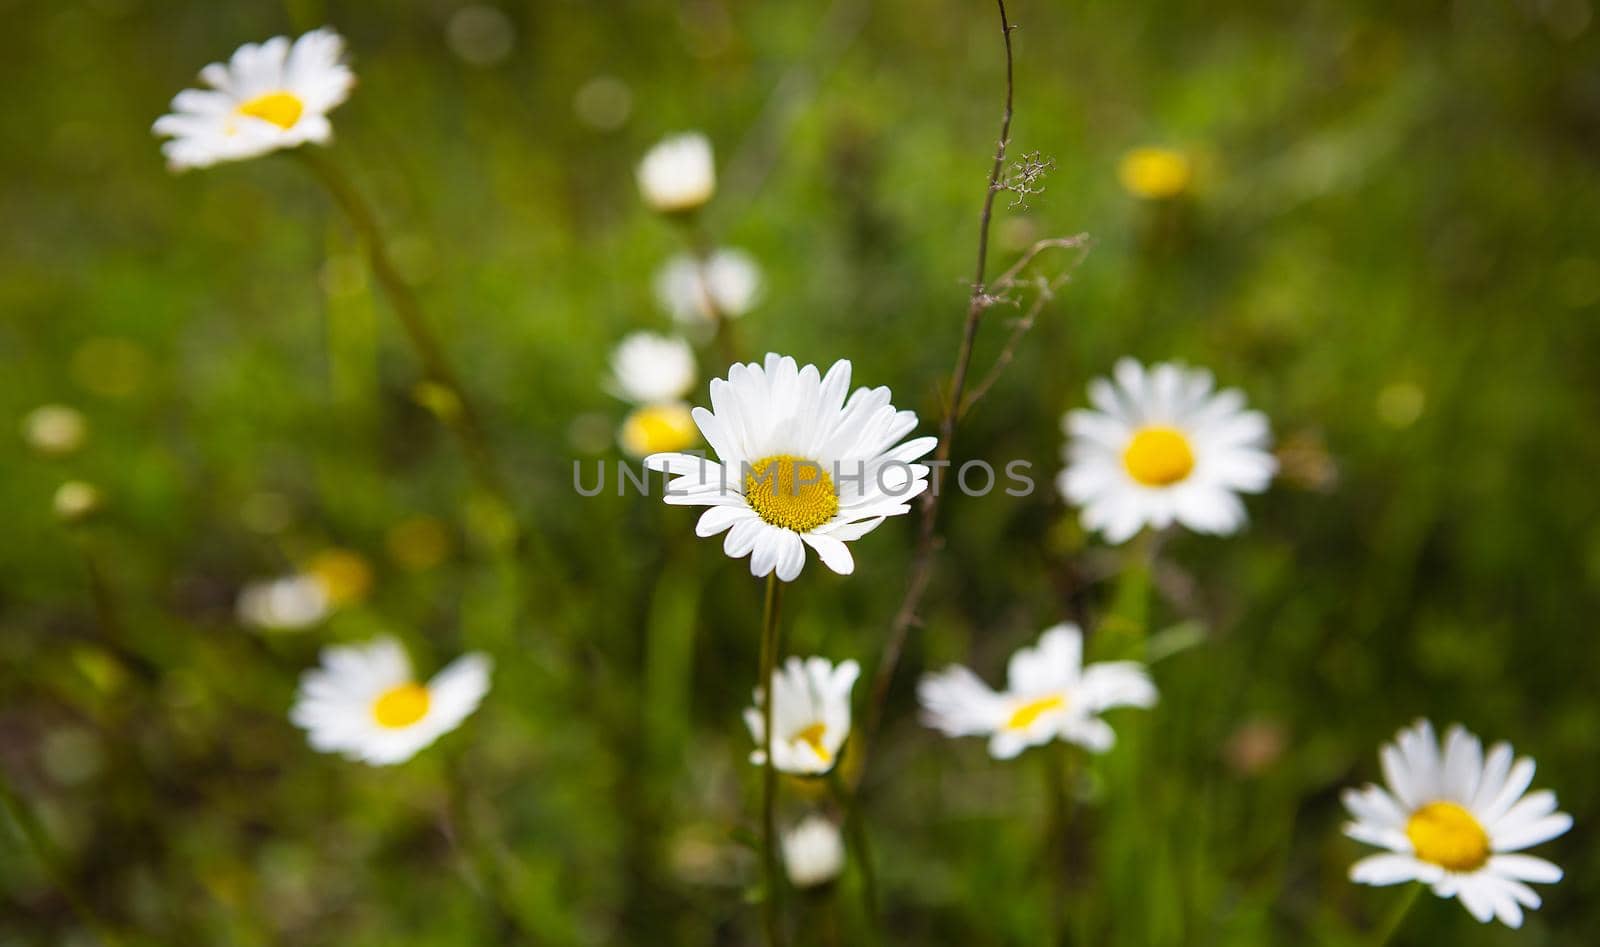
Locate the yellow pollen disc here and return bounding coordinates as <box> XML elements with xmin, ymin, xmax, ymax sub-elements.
<box><xmin>1123</xmin><ymin>426</ymin><xmax>1196</xmax><ymax>487</ymax></box>
<box><xmin>372</xmin><ymin>682</ymin><xmax>431</xmax><ymax>729</ymax></box>
<box><xmin>306</xmin><ymin>548</ymin><xmax>373</xmax><ymax>606</ymax></box>
<box><xmin>744</xmin><ymin>454</ymin><xmax>839</xmax><ymax>532</ymax></box>
<box><xmin>791</xmin><ymin>722</ymin><xmax>832</xmax><ymax>763</ymax></box>
<box><xmin>1406</xmin><ymin>801</ymin><xmax>1490</xmax><ymax>872</ymax></box>
<box><xmin>619</xmin><ymin>403</ymin><xmax>698</xmax><ymax>457</ymax></box>
<box><xmin>1006</xmin><ymin>694</ymin><xmax>1066</xmax><ymax>731</ymax></box>
<box><xmin>1118</xmin><ymin>147</ymin><xmax>1193</xmax><ymax>200</ymax></box>
<box><xmin>235</xmin><ymin>90</ymin><xmax>304</xmax><ymax>130</ymax></box>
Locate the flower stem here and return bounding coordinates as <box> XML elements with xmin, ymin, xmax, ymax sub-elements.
<box><xmin>828</xmin><ymin>769</ymin><xmax>881</xmax><ymax>939</ymax></box>
<box><xmin>1043</xmin><ymin>744</ymin><xmax>1076</xmax><ymax>946</ymax></box>
<box><xmin>1369</xmin><ymin>884</ymin><xmax>1421</xmax><ymax>947</ymax></box>
<box><xmin>758</xmin><ymin>574</ymin><xmax>787</xmax><ymax>946</ymax></box>
<box><xmin>292</xmin><ymin>147</ymin><xmax>511</xmax><ymax>511</ymax></box>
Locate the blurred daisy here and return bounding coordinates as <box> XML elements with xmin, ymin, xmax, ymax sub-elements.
<box><xmin>610</xmin><ymin>332</ymin><xmax>696</xmax><ymax>404</ymax></box>
<box><xmin>645</xmin><ymin>354</ymin><xmax>936</xmax><ymax>581</ymax></box>
<box><xmin>1059</xmin><ymin>358</ymin><xmax>1275</xmax><ymax>544</ymax></box>
<box><xmin>1118</xmin><ymin>146</ymin><xmax>1192</xmax><ymax>200</ymax></box>
<box><xmin>237</xmin><ymin>575</ymin><xmax>329</xmax><ymax>631</ymax></box>
<box><xmin>22</xmin><ymin>404</ymin><xmax>87</xmax><ymax>457</ymax></box>
<box><xmin>609</xmin><ymin>332</ymin><xmax>698</xmax><ymax>458</ymax></box>
<box><xmin>154</xmin><ymin>28</ymin><xmax>355</xmax><ymax>171</ymax></box>
<box><xmin>783</xmin><ymin>815</ymin><xmax>846</xmax><ymax>888</ymax></box>
<box><xmin>305</xmin><ymin>547</ymin><xmax>373</xmax><ymax>606</ymax></box>
<box><xmin>919</xmin><ymin>623</ymin><xmax>1156</xmax><ymax>760</ymax></box>
<box><xmin>291</xmin><ymin>637</ymin><xmax>491</xmax><ymax>766</ymax></box>
<box><xmin>744</xmin><ymin>657</ymin><xmax>859</xmax><ymax>775</ymax></box>
<box><xmin>654</xmin><ymin>249</ymin><xmax>763</xmax><ymax>324</ymax></box>
<box><xmin>1343</xmin><ymin>720</ymin><xmax>1571</xmax><ymax>928</ymax></box>
<box><xmin>637</xmin><ymin>132</ymin><xmax>715</xmax><ymax>213</ymax></box>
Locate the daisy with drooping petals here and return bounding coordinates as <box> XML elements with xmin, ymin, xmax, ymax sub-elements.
<box><xmin>1059</xmin><ymin>358</ymin><xmax>1275</xmax><ymax>544</ymax></box>
<box><xmin>608</xmin><ymin>332</ymin><xmax>700</xmax><ymax>457</ymax></box>
<box><xmin>637</xmin><ymin>132</ymin><xmax>716</xmax><ymax>213</ymax></box>
<box><xmin>654</xmin><ymin>249</ymin><xmax>763</xmax><ymax>325</ymax></box>
<box><xmin>1343</xmin><ymin>719</ymin><xmax>1571</xmax><ymax>928</ymax></box>
<box><xmin>154</xmin><ymin>28</ymin><xmax>355</xmax><ymax>171</ymax></box>
<box><xmin>290</xmin><ymin>637</ymin><xmax>491</xmax><ymax>766</ymax></box>
<box><xmin>744</xmin><ymin>657</ymin><xmax>860</xmax><ymax>775</ymax></box>
<box><xmin>645</xmin><ymin>354</ymin><xmax>936</xmax><ymax>582</ymax></box>
<box><xmin>783</xmin><ymin>815</ymin><xmax>846</xmax><ymax>888</ymax></box>
<box><xmin>919</xmin><ymin>623</ymin><xmax>1156</xmax><ymax>760</ymax></box>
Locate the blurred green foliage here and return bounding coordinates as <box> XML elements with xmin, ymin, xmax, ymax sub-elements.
<box><xmin>3</xmin><ymin>0</ymin><xmax>1599</xmax><ymax>944</ymax></box>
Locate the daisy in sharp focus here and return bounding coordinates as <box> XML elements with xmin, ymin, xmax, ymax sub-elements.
<box><xmin>609</xmin><ymin>332</ymin><xmax>699</xmax><ymax>457</ymax></box>
<box><xmin>290</xmin><ymin>637</ymin><xmax>491</xmax><ymax>766</ymax></box>
<box><xmin>1343</xmin><ymin>719</ymin><xmax>1572</xmax><ymax>928</ymax></box>
<box><xmin>646</xmin><ymin>354</ymin><xmax>934</xmax><ymax>581</ymax></box>
<box><xmin>154</xmin><ymin>28</ymin><xmax>355</xmax><ymax>171</ymax></box>
<box><xmin>744</xmin><ymin>657</ymin><xmax>860</xmax><ymax>775</ymax></box>
<box><xmin>637</xmin><ymin>132</ymin><xmax>716</xmax><ymax>213</ymax></box>
<box><xmin>919</xmin><ymin>623</ymin><xmax>1157</xmax><ymax>760</ymax></box>
<box><xmin>654</xmin><ymin>249</ymin><xmax>764</xmax><ymax>325</ymax></box>
<box><xmin>1059</xmin><ymin>358</ymin><xmax>1275</xmax><ymax>544</ymax></box>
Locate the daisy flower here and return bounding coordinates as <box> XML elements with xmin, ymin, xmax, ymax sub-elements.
<box><xmin>918</xmin><ymin>623</ymin><xmax>1157</xmax><ymax>760</ymax></box>
<box><xmin>153</xmin><ymin>28</ymin><xmax>355</xmax><ymax>171</ymax></box>
<box><xmin>644</xmin><ymin>354</ymin><xmax>936</xmax><ymax>581</ymax></box>
<box><xmin>608</xmin><ymin>332</ymin><xmax>698</xmax><ymax>458</ymax></box>
<box><xmin>744</xmin><ymin>657</ymin><xmax>860</xmax><ymax>775</ymax></box>
<box><xmin>654</xmin><ymin>249</ymin><xmax>763</xmax><ymax>324</ymax></box>
<box><xmin>1059</xmin><ymin>358</ymin><xmax>1275</xmax><ymax>544</ymax></box>
<box><xmin>1343</xmin><ymin>719</ymin><xmax>1572</xmax><ymax>928</ymax></box>
<box><xmin>237</xmin><ymin>575</ymin><xmax>329</xmax><ymax>631</ymax></box>
<box><xmin>290</xmin><ymin>637</ymin><xmax>491</xmax><ymax>766</ymax></box>
<box><xmin>637</xmin><ymin>132</ymin><xmax>715</xmax><ymax>213</ymax></box>
<box><xmin>609</xmin><ymin>332</ymin><xmax>696</xmax><ymax>405</ymax></box>
<box><xmin>1117</xmin><ymin>147</ymin><xmax>1193</xmax><ymax>200</ymax></box>
<box><xmin>783</xmin><ymin>815</ymin><xmax>846</xmax><ymax>889</ymax></box>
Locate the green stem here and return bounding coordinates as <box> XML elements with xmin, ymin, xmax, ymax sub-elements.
<box><xmin>1369</xmin><ymin>884</ymin><xmax>1421</xmax><ymax>947</ymax></box>
<box><xmin>1043</xmin><ymin>744</ymin><xmax>1076</xmax><ymax>946</ymax></box>
<box><xmin>828</xmin><ymin>770</ymin><xmax>881</xmax><ymax>939</ymax></box>
<box><xmin>758</xmin><ymin>574</ymin><xmax>786</xmax><ymax>946</ymax></box>
<box><xmin>292</xmin><ymin>148</ymin><xmax>510</xmax><ymax>508</ymax></box>
<box><xmin>443</xmin><ymin>757</ymin><xmax>538</xmax><ymax>944</ymax></box>
<box><xmin>0</xmin><ymin>770</ymin><xmax>127</xmax><ymax>946</ymax></box>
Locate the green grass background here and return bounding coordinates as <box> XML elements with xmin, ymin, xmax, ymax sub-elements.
<box><xmin>3</xmin><ymin>0</ymin><xmax>1599</xmax><ymax>944</ymax></box>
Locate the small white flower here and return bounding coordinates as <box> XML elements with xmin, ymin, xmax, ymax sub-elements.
<box><xmin>237</xmin><ymin>575</ymin><xmax>329</xmax><ymax>631</ymax></box>
<box><xmin>783</xmin><ymin>815</ymin><xmax>846</xmax><ymax>888</ymax></box>
<box><xmin>22</xmin><ymin>404</ymin><xmax>87</xmax><ymax>456</ymax></box>
<box><xmin>744</xmin><ymin>657</ymin><xmax>860</xmax><ymax>775</ymax></box>
<box><xmin>290</xmin><ymin>637</ymin><xmax>491</xmax><ymax>766</ymax></box>
<box><xmin>609</xmin><ymin>332</ymin><xmax>696</xmax><ymax>405</ymax></box>
<box><xmin>918</xmin><ymin>623</ymin><xmax>1156</xmax><ymax>760</ymax></box>
<box><xmin>1343</xmin><ymin>720</ymin><xmax>1571</xmax><ymax>928</ymax></box>
<box><xmin>154</xmin><ymin>28</ymin><xmax>355</xmax><ymax>171</ymax></box>
<box><xmin>654</xmin><ymin>249</ymin><xmax>763</xmax><ymax>324</ymax></box>
<box><xmin>1059</xmin><ymin>358</ymin><xmax>1275</xmax><ymax>544</ymax></box>
<box><xmin>636</xmin><ymin>132</ymin><xmax>715</xmax><ymax>213</ymax></box>
<box><xmin>645</xmin><ymin>353</ymin><xmax>936</xmax><ymax>582</ymax></box>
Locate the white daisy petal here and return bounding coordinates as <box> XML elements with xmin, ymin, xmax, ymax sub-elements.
<box><xmin>745</xmin><ymin>655</ymin><xmax>856</xmax><ymax>776</ymax></box>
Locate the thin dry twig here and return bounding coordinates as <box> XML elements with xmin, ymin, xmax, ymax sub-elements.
<box><xmin>857</xmin><ymin>0</ymin><xmax>1019</xmax><ymax>761</ymax></box>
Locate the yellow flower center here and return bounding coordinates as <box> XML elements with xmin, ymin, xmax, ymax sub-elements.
<box><xmin>1118</xmin><ymin>147</ymin><xmax>1193</xmax><ymax>200</ymax></box>
<box><xmin>1405</xmin><ymin>801</ymin><xmax>1490</xmax><ymax>872</ymax></box>
<box><xmin>234</xmin><ymin>90</ymin><xmax>304</xmax><ymax>130</ymax></box>
<box><xmin>372</xmin><ymin>682</ymin><xmax>431</xmax><ymax>729</ymax></box>
<box><xmin>306</xmin><ymin>548</ymin><xmax>372</xmax><ymax>606</ymax></box>
<box><xmin>791</xmin><ymin>722</ymin><xmax>832</xmax><ymax>764</ymax></box>
<box><xmin>619</xmin><ymin>403</ymin><xmax>698</xmax><ymax>457</ymax></box>
<box><xmin>1122</xmin><ymin>426</ymin><xmax>1196</xmax><ymax>487</ymax></box>
<box><xmin>744</xmin><ymin>454</ymin><xmax>839</xmax><ymax>532</ymax></box>
<box><xmin>1005</xmin><ymin>694</ymin><xmax>1066</xmax><ymax>731</ymax></box>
